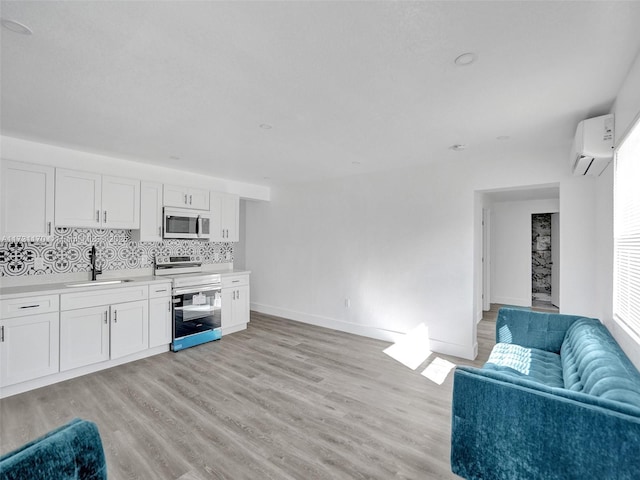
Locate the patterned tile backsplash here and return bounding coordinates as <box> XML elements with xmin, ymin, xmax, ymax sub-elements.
<box><xmin>0</xmin><ymin>227</ymin><xmax>233</xmax><ymax>277</ymax></box>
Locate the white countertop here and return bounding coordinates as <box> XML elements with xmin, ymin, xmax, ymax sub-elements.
<box><xmin>0</xmin><ymin>269</ymin><xmax>251</xmax><ymax>300</ymax></box>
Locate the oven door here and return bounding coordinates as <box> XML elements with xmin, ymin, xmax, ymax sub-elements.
<box><xmin>172</xmin><ymin>285</ymin><xmax>222</xmax><ymax>342</ymax></box>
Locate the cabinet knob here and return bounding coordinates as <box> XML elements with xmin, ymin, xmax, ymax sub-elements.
<box><xmin>1</xmin><ymin>325</ymin><xmax>4</xmax><ymax>342</ymax></box>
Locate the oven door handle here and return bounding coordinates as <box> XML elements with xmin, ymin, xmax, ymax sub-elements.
<box><xmin>173</xmin><ymin>285</ymin><xmax>221</xmax><ymax>296</ymax></box>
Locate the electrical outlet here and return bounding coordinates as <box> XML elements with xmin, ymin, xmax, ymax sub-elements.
<box><xmin>345</xmin><ymin>298</ymin><xmax>351</xmax><ymax>308</ymax></box>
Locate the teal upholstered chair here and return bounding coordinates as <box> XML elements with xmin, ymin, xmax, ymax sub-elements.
<box><xmin>0</xmin><ymin>418</ymin><xmax>107</xmax><ymax>480</ymax></box>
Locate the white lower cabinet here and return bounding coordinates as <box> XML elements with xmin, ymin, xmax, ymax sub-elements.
<box><xmin>0</xmin><ymin>312</ymin><xmax>59</xmax><ymax>387</ymax></box>
<box><xmin>221</xmin><ymin>274</ymin><xmax>250</xmax><ymax>334</ymax></box>
<box><xmin>60</xmin><ymin>286</ymin><xmax>150</xmax><ymax>371</ymax></box>
<box><xmin>110</xmin><ymin>300</ymin><xmax>149</xmax><ymax>359</ymax></box>
<box><xmin>60</xmin><ymin>300</ymin><xmax>149</xmax><ymax>370</ymax></box>
<box><xmin>149</xmin><ymin>283</ymin><xmax>172</xmax><ymax>348</ymax></box>
<box><xmin>60</xmin><ymin>306</ymin><xmax>109</xmax><ymax>371</ymax></box>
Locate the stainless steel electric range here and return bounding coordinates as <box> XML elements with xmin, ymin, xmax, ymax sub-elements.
<box><xmin>155</xmin><ymin>256</ymin><xmax>222</xmax><ymax>351</ymax></box>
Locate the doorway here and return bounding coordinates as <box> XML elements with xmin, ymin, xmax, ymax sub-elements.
<box><xmin>531</xmin><ymin>213</ymin><xmax>559</xmax><ymax>311</ymax></box>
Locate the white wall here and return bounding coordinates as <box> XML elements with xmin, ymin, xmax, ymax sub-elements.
<box><xmin>0</xmin><ymin>136</ymin><xmax>271</xmax><ymax>201</ymax></box>
<box><xmin>246</xmin><ymin>147</ymin><xmax>572</xmax><ymax>360</ymax></box>
<box><xmin>598</xmin><ymin>50</ymin><xmax>640</xmax><ymax>369</ymax></box>
<box><xmin>490</xmin><ymin>198</ymin><xmax>559</xmax><ymax>307</ymax></box>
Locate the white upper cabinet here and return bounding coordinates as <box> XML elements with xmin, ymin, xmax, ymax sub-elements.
<box><xmin>210</xmin><ymin>192</ymin><xmax>239</xmax><ymax>242</ymax></box>
<box><xmin>1</xmin><ymin>160</ymin><xmax>55</xmax><ymax>240</ymax></box>
<box><xmin>164</xmin><ymin>184</ymin><xmax>209</xmax><ymax>210</ymax></box>
<box><xmin>132</xmin><ymin>182</ymin><xmax>163</xmax><ymax>242</ymax></box>
<box><xmin>101</xmin><ymin>176</ymin><xmax>140</xmax><ymax>229</ymax></box>
<box><xmin>55</xmin><ymin>169</ymin><xmax>139</xmax><ymax>229</ymax></box>
<box><xmin>55</xmin><ymin>169</ymin><xmax>101</xmax><ymax>228</ymax></box>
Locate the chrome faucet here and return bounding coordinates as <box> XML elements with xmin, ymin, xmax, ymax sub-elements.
<box><xmin>90</xmin><ymin>245</ymin><xmax>102</xmax><ymax>281</ymax></box>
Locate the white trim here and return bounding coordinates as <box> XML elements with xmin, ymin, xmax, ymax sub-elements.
<box><xmin>251</xmin><ymin>303</ymin><xmax>477</xmax><ymax>360</ymax></box>
<box><xmin>491</xmin><ymin>296</ymin><xmax>531</xmax><ymax>307</ymax></box>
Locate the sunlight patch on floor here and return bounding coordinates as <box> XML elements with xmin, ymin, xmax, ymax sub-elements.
<box><xmin>383</xmin><ymin>323</ymin><xmax>432</xmax><ymax>370</ymax></box>
<box><xmin>421</xmin><ymin>357</ymin><xmax>457</xmax><ymax>385</ymax></box>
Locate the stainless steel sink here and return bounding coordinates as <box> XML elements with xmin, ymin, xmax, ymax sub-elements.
<box><xmin>66</xmin><ymin>279</ymin><xmax>135</xmax><ymax>287</ymax></box>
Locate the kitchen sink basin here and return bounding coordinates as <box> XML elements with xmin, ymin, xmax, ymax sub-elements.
<box><xmin>66</xmin><ymin>279</ymin><xmax>135</xmax><ymax>287</ymax></box>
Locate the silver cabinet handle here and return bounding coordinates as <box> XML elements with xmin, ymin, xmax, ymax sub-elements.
<box><xmin>1</xmin><ymin>325</ymin><xmax>4</xmax><ymax>342</ymax></box>
<box><xmin>19</xmin><ymin>304</ymin><xmax>40</xmax><ymax>309</ymax></box>
<box><xmin>158</xmin><ymin>226</ymin><xmax>161</xmax><ymax>236</ymax></box>
<box><xmin>189</xmin><ymin>194</ymin><xmax>193</xmax><ymax>205</ymax></box>
<box><xmin>184</xmin><ymin>194</ymin><xmax>188</xmax><ymax>204</ymax></box>
<box><xmin>104</xmin><ymin>310</ymin><xmax>108</xmax><ymax>324</ymax></box>
<box><xmin>48</xmin><ymin>222</ymin><xmax>52</xmax><ymax>235</ymax></box>
<box><xmin>236</xmin><ymin>289</ymin><xmax>240</xmax><ymax>300</ymax></box>
<box><xmin>232</xmin><ymin>290</ymin><xmax>236</xmax><ymax>300</ymax></box>
<box><xmin>104</xmin><ymin>210</ymin><xmax>107</xmax><ymax>223</ymax></box>
<box><xmin>96</xmin><ymin>210</ymin><xmax>100</xmax><ymax>223</ymax></box>
<box><xmin>113</xmin><ymin>309</ymin><xmax>118</xmax><ymax>323</ymax></box>
<box><xmin>168</xmin><ymin>301</ymin><xmax>171</xmax><ymax>312</ymax></box>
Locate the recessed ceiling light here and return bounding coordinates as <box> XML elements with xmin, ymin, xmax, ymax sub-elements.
<box><xmin>352</xmin><ymin>161</ymin><xmax>361</xmax><ymax>165</ymax></box>
<box><xmin>449</xmin><ymin>144</ymin><xmax>466</xmax><ymax>151</ymax></box>
<box><xmin>259</xmin><ymin>124</ymin><xmax>272</xmax><ymax>130</ymax></box>
<box><xmin>496</xmin><ymin>135</ymin><xmax>510</xmax><ymax>141</ymax></box>
<box><xmin>454</xmin><ymin>52</ymin><xmax>477</xmax><ymax>66</ymax></box>
<box><xmin>169</xmin><ymin>155</ymin><xmax>180</xmax><ymax>160</ymax></box>
<box><xmin>1</xmin><ymin>18</ymin><xmax>33</xmax><ymax>35</ymax></box>
<box><xmin>263</xmin><ymin>176</ymin><xmax>271</xmax><ymax>180</ymax></box>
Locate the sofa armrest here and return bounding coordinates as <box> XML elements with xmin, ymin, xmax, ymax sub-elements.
<box><xmin>0</xmin><ymin>418</ymin><xmax>107</xmax><ymax>480</ymax></box>
<box><xmin>451</xmin><ymin>366</ymin><xmax>640</xmax><ymax>480</ymax></box>
<box><xmin>496</xmin><ymin>307</ymin><xmax>594</xmax><ymax>353</ymax></box>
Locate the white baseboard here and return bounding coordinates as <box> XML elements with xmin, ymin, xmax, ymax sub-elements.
<box><xmin>491</xmin><ymin>296</ymin><xmax>531</xmax><ymax>307</ymax></box>
<box><xmin>250</xmin><ymin>303</ymin><xmax>477</xmax><ymax>360</ymax></box>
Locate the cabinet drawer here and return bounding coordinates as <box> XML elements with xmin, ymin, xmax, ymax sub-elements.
<box><xmin>61</xmin><ymin>285</ymin><xmax>149</xmax><ymax>311</ymax></box>
<box><xmin>149</xmin><ymin>283</ymin><xmax>171</xmax><ymax>299</ymax></box>
<box><xmin>1</xmin><ymin>295</ymin><xmax>59</xmax><ymax>319</ymax></box>
<box><xmin>222</xmin><ymin>274</ymin><xmax>249</xmax><ymax>288</ymax></box>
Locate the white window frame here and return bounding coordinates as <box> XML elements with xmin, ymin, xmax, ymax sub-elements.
<box><xmin>613</xmin><ymin>113</ymin><xmax>640</xmax><ymax>339</ymax></box>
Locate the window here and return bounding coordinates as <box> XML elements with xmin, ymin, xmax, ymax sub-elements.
<box><xmin>613</xmin><ymin>115</ymin><xmax>640</xmax><ymax>336</ymax></box>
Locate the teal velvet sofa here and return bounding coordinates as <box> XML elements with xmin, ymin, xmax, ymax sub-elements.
<box><xmin>451</xmin><ymin>307</ymin><xmax>640</xmax><ymax>480</ymax></box>
<box><xmin>0</xmin><ymin>418</ymin><xmax>107</xmax><ymax>480</ymax></box>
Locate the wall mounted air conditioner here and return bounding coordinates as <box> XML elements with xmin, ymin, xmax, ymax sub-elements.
<box><xmin>570</xmin><ymin>114</ymin><xmax>614</xmax><ymax>176</ymax></box>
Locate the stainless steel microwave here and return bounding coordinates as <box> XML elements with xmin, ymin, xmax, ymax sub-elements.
<box><xmin>163</xmin><ymin>208</ymin><xmax>211</xmax><ymax>240</ymax></box>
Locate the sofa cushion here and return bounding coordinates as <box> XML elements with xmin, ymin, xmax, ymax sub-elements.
<box><xmin>483</xmin><ymin>342</ymin><xmax>564</xmax><ymax>388</ymax></box>
<box><xmin>561</xmin><ymin>318</ymin><xmax>640</xmax><ymax>409</ymax></box>
<box><xmin>0</xmin><ymin>418</ymin><xmax>107</xmax><ymax>480</ymax></box>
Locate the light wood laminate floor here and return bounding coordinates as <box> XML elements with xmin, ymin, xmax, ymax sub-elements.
<box><xmin>0</xmin><ymin>310</ymin><xmax>497</xmax><ymax>480</ymax></box>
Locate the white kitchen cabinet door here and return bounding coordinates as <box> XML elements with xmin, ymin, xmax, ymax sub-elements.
<box><xmin>0</xmin><ymin>312</ymin><xmax>60</xmax><ymax>387</ymax></box>
<box><xmin>163</xmin><ymin>184</ymin><xmax>188</xmax><ymax>208</ymax></box>
<box><xmin>210</xmin><ymin>192</ymin><xmax>239</xmax><ymax>242</ymax></box>
<box><xmin>164</xmin><ymin>184</ymin><xmax>209</xmax><ymax>210</ymax></box>
<box><xmin>148</xmin><ymin>296</ymin><xmax>172</xmax><ymax>348</ymax></box>
<box><xmin>60</xmin><ymin>306</ymin><xmax>109</xmax><ymax>371</ymax></box>
<box><xmin>55</xmin><ymin>169</ymin><xmax>102</xmax><ymax>228</ymax></box>
<box><xmin>221</xmin><ymin>284</ymin><xmax>249</xmax><ymax>334</ymax></box>
<box><xmin>110</xmin><ymin>300</ymin><xmax>149</xmax><ymax>359</ymax></box>
<box><xmin>132</xmin><ymin>182</ymin><xmax>163</xmax><ymax>242</ymax></box>
<box><xmin>188</xmin><ymin>188</ymin><xmax>210</xmax><ymax>210</ymax></box>
<box><xmin>0</xmin><ymin>160</ymin><xmax>55</xmax><ymax>240</ymax></box>
<box><xmin>102</xmin><ymin>176</ymin><xmax>140</xmax><ymax>229</ymax></box>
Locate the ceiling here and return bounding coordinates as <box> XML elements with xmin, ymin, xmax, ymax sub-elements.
<box><xmin>2</xmin><ymin>1</ymin><xmax>640</xmax><ymax>186</ymax></box>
